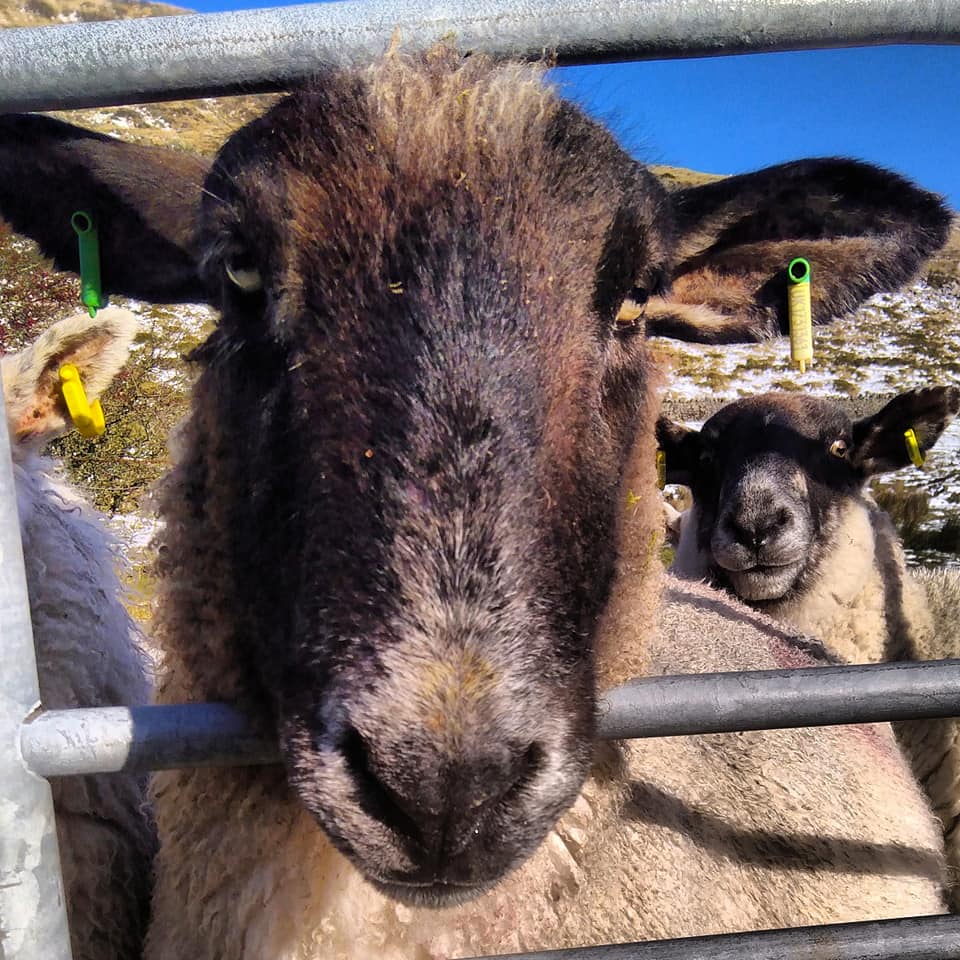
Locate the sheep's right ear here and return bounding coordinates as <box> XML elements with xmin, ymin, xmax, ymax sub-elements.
<box><xmin>655</xmin><ymin>417</ymin><xmax>701</xmax><ymax>486</ymax></box>
<box><xmin>0</xmin><ymin>114</ymin><xmax>210</xmax><ymax>303</ymax></box>
<box><xmin>851</xmin><ymin>386</ymin><xmax>960</xmax><ymax>476</ymax></box>
<box><xmin>646</xmin><ymin>158</ymin><xmax>952</xmax><ymax>343</ymax></box>
<box><xmin>2</xmin><ymin>306</ymin><xmax>137</xmax><ymax>449</ymax></box>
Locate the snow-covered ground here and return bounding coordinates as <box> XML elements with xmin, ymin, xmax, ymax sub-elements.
<box><xmin>662</xmin><ymin>281</ymin><xmax>960</xmax><ymax>399</ymax></box>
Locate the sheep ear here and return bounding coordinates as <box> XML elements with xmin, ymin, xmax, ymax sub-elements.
<box><xmin>655</xmin><ymin>417</ymin><xmax>701</xmax><ymax>486</ymax></box>
<box><xmin>851</xmin><ymin>386</ymin><xmax>960</xmax><ymax>476</ymax></box>
<box><xmin>646</xmin><ymin>158</ymin><xmax>953</xmax><ymax>343</ymax></box>
<box><xmin>0</xmin><ymin>113</ymin><xmax>210</xmax><ymax>303</ymax></box>
<box><xmin>2</xmin><ymin>306</ymin><xmax>137</xmax><ymax>449</ymax></box>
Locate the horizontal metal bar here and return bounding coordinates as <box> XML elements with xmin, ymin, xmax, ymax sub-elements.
<box><xmin>19</xmin><ymin>659</ymin><xmax>960</xmax><ymax>777</ymax></box>
<box><xmin>1</xmin><ymin>0</ymin><xmax>960</xmax><ymax>113</ymax></box>
<box><xmin>597</xmin><ymin>658</ymin><xmax>960</xmax><ymax>739</ymax></box>
<box><xmin>20</xmin><ymin>703</ymin><xmax>278</xmax><ymax>777</ymax></box>
<box><xmin>467</xmin><ymin>914</ymin><xmax>960</xmax><ymax>960</ymax></box>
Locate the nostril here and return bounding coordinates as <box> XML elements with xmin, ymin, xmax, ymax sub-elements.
<box><xmin>464</xmin><ymin>742</ymin><xmax>544</xmax><ymax>812</ymax></box>
<box><xmin>520</xmin><ymin>741</ymin><xmax>545</xmax><ymax>775</ymax></box>
<box><xmin>450</xmin><ymin>742</ymin><xmax>545</xmax><ymax>856</ymax></box>
<box><xmin>502</xmin><ymin>742</ymin><xmax>545</xmax><ymax>800</ymax></box>
<box><xmin>340</xmin><ymin>726</ymin><xmax>422</xmax><ymax>844</ymax></box>
<box><xmin>724</xmin><ymin>515</ymin><xmax>753</xmax><ymax>548</ymax></box>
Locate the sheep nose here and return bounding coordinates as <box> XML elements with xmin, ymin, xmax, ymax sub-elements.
<box><xmin>340</xmin><ymin>725</ymin><xmax>544</xmax><ymax>864</ymax></box>
<box><xmin>725</xmin><ymin>506</ymin><xmax>793</xmax><ymax>551</ymax></box>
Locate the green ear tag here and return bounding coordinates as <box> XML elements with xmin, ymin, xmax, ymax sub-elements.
<box><xmin>71</xmin><ymin>211</ymin><xmax>106</xmax><ymax>318</ymax></box>
<box><xmin>904</xmin><ymin>428</ymin><xmax>925</xmax><ymax>468</ymax></box>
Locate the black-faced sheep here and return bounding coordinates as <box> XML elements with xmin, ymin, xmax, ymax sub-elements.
<box><xmin>657</xmin><ymin>387</ymin><xmax>960</xmax><ymax>904</ymax></box>
<box><xmin>2</xmin><ymin>306</ymin><xmax>155</xmax><ymax>959</ymax></box>
<box><xmin>0</xmin><ymin>51</ymin><xmax>955</xmax><ymax>958</ymax></box>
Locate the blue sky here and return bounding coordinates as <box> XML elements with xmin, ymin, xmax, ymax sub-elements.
<box><xmin>557</xmin><ymin>46</ymin><xmax>960</xmax><ymax>208</ymax></box>
<box><xmin>182</xmin><ymin>0</ymin><xmax>960</xmax><ymax>208</ymax></box>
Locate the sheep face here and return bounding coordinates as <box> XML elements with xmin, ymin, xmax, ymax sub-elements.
<box><xmin>183</xmin><ymin>60</ymin><xmax>673</xmax><ymax>904</ymax></box>
<box><xmin>658</xmin><ymin>389</ymin><xmax>960</xmax><ymax>604</ymax></box>
<box><xmin>0</xmin><ymin>51</ymin><xmax>953</xmax><ymax>907</ymax></box>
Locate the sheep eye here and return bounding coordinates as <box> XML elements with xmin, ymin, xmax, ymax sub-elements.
<box><xmin>225</xmin><ymin>261</ymin><xmax>264</xmax><ymax>293</ymax></box>
<box><xmin>829</xmin><ymin>438</ymin><xmax>849</xmax><ymax>459</ymax></box>
<box><xmin>616</xmin><ymin>290</ymin><xmax>647</xmax><ymax>328</ymax></box>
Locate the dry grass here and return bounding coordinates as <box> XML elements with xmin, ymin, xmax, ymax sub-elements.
<box><xmin>925</xmin><ymin>222</ymin><xmax>960</xmax><ymax>288</ymax></box>
<box><xmin>651</xmin><ymin>164</ymin><xmax>726</xmax><ymax>190</ymax></box>
<box><xmin>0</xmin><ymin>0</ymin><xmax>186</xmax><ymax>29</ymax></box>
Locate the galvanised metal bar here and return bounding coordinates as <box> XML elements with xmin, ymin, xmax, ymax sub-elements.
<box><xmin>21</xmin><ymin>703</ymin><xmax>279</xmax><ymax>777</ymax></box>
<box><xmin>0</xmin><ymin>370</ymin><xmax>72</xmax><ymax>959</ymax></box>
<box><xmin>597</xmin><ymin>658</ymin><xmax>960</xmax><ymax>739</ymax></box>
<box><xmin>1</xmin><ymin>0</ymin><xmax>960</xmax><ymax>112</ymax></box>
<box><xmin>19</xmin><ymin>659</ymin><xmax>960</xmax><ymax>776</ymax></box>
<box><xmin>467</xmin><ymin>914</ymin><xmax>960</xmax><ymax>960</ymax></box>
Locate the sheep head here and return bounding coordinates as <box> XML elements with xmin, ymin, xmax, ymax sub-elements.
<box><xmin>0</xmin><ymin>51</ymin><xmax>952</xmax><ymax>904</ymax></box>
<box><xmin>658</xmin><ymin>388</ymin><xmax>960</xmax><ymax>603</ymax></box>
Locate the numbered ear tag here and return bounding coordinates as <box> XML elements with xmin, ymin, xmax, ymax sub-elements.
<box><xmin>904</xmin><ymin>428</ymin><xmax>925</xmax><ymax>468</ymax></box>
<box><xmin>656</xmin><ymin>449</ymin><xmax>667</xmax><ymax>490</ymax></box>
<box><xmin>59</xmin><ymin>363</ymin><xmax>105</xmax><ymax>438</ymax></box>
<box><xmin>787</xmin><ymin>257</ymin><xmax>812</xmax><ymax>373</ymax></box>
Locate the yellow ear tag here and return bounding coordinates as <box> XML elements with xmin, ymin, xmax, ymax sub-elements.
<box><xmin>59</xmin><ymin>363</ymin><xmax>105</xmax><ymax>439</ymax></box>
<box><xmin>656</xmin><ymin>449</ymin><xmax>667</xmax><ymax>490</ymax></box>
<box><xmin>904</xmin><ymin>428</ymin><xmax>925</xmax><ymax>468</ymax></box>
<box><xmin>787</xmin><ymin>257</ymin><xmax>813</xmax><ymax>373</ymax></box>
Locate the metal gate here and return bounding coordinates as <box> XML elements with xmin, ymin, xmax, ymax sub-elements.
<box><xmin>2</xmin><ymin>2</ymin><xmax>960</xmax><ymax>957</ymax></box>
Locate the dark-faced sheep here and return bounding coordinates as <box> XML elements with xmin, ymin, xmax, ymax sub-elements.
<box><xmin>0</xmin><ymin>51</ymin><xmax>956</xmax><ymax>958</ymax></box>
<box><xmin>657</xmin><ymin>387</ymin><xmax>960</xmax><ymax>904</ymax></box>
<box><xmin>2</xmin><ymin>307</ymin><xmax>155</xmax><ymax>959</ymax></box>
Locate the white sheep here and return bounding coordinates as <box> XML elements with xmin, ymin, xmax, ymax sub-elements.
<box><xmin>0</xmin><ymin>52</ymin><xmax>955</xmax><ymax>958</ymax></box>
<box><xmin>658</xmin><ymin>387</ymin><xmax>960</xmax><ymax>905</ymax></box>
<box><xmin>2</xmin><ymin>307</ymin><xmax>155</xmax><ymax>959</ymax></box>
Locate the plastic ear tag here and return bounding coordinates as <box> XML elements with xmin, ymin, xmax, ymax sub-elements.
<box><xmin>787</xmin><ymin>257</ymin><xmax>812</xmax><ymax>373</ymax></box>
<box><xmin>59</xmin><ymin>363</ymin><xmax>105</xmax><ymax>439</ymax></box>
<box><xmin>656</xmin><ymin>449</ymin><xmax>667</xmax><ymax>490</ymax></box>
<box><xmin>71</xmin><ymin>211</ymin><xmax>106</xmax><ymax>318</ymax></box>
<box><xmin>904</xmin><ymin>428</ymin><xmax>925</xmax><ymax>468</ymax></box>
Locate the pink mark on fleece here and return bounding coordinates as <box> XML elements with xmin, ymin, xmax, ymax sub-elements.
<box><xmin>766</xmin><ymin>633</ymin><xmax>911</xmax><ymax>776</ymax></box>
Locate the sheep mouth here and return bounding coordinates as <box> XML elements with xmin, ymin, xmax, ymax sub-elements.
<box><xmin>371</xmin><ymin>877</ymin><xmax>494</xmax><ymax>908</ymax></box>
<box><xmin>723</xmin><ymin>560</ymin><xmax>804</xmax><ymax>602</ymax></box>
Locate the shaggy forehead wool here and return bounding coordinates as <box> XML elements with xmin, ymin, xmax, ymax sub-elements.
<box><xmin>204</xmin><ymin>50</ymin><xmax>672</xmax><ymax>332</ymax></box>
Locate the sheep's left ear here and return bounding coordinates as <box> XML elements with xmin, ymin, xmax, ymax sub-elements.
<box><xmin>645</xmin><ymin>158</ymin><xmax>953</xmax><ymax>343</ymax></box>
<box><xmin>2</xmin><ymin>306</ymin><xmax>137</xmax><ymax>449</ymax></box>
<box><xmin>655</xmin><ymin>417</ymin><xmax>702</xmax><ymax>486</ymax></box>
<box><xmin>851</xmin><ymin>386</ymin><xmax>960</xmax><ymax>476</ymax></box>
